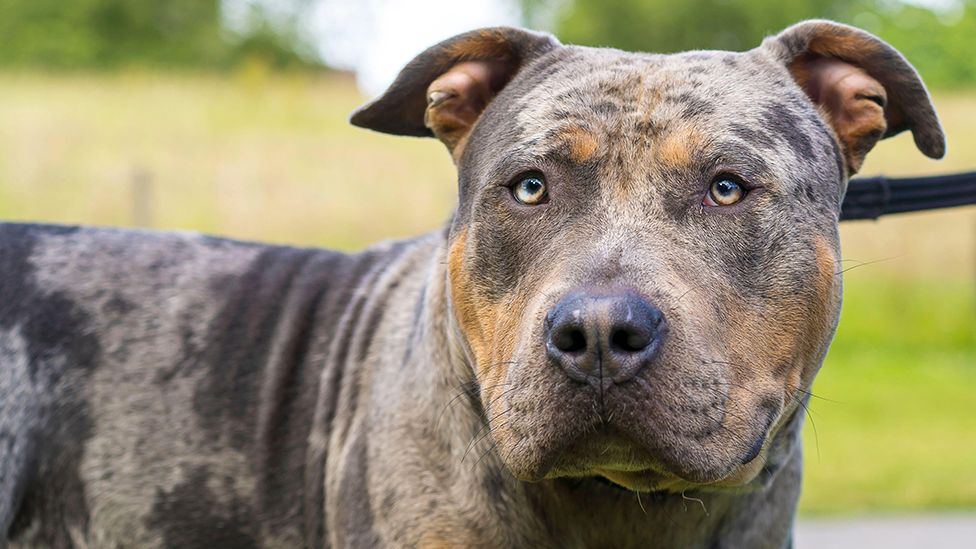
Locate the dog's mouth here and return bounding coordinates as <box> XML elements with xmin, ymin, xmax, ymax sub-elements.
<box><xmin>511</xmin><ymin>420</ymin><xmax>777</xmax><ymax>492</ymax></box>
<box><xmin>543</xmin><ymin>430</ymin><xmax>689</xmax><ymax>491</ymax></box>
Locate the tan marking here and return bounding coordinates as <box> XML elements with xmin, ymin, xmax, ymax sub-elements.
<box><xmin>560</xmin><ymin>125</ymin><xmax>600</xmax><ymax>163</ymax></box>
<box><xmin>419</xmin><ymin>534</ymin><xmax>469</xmax><ymax>549</ymax></box>
<box><xmin>793</xmin><ymin>234</ymin><xmax>840</xmax><ymax>388</ymax></box>
<box><xmin>445</xmin><ymin>29</ymin><xmax>514</xmax><ymax>61</ymax></box>
<box><xmin>808</xmin><ymin>27</ymin><xmax>882</xmax><ymax>61</ymax></box>
<box><xmin>447</xmin><ymin>228</ymin><xmax>481</xmax><ymax>357</ymax></box>
<box><xmin>655</xmin><ymin>125</ymin><xmax>703</xmax><ymax>168</ymax></box>
<box><xmin>725</xmin><ymin>234</ymin><xmax>839</xmax><ymax>387</ymax></box>
<box><xmin>716</xmin><ymin>236</ymin><xmax>841</xmax><ymax>489</ymax></box>
<box><xmin>447</xmin><ymin>228</ymin><xmax>529</xmax><ymax>420</ymax></box>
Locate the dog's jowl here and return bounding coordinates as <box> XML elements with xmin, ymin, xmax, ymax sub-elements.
<box><xmin>0</xmin><ymin>20</ymin><xmax>945</xmax><ymax>548</ymax></box>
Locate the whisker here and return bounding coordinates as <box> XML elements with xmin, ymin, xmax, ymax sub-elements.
<box><xmin>794</xmin><ymin>386</ymin><xmax>840</xmax><ymax>404</ymax></box>
<box><xmin>461</xmin><ymin>406</ymin><xmax>512</xmax><ymax>464</ymax></box>
<box><xmin>480</xmin><ymin>384</ymin><xmax>524</xmax><ymax>414</ymax></box>
<box><xmin>497</xmin><ymin>436</ymin><xmax>528</xmax><ymax>481</ymax></box>
<box><xmin>675</xmin><ymin>285</ymin><xmax>697</xmax><ymax>305</ymax></box>
<box><xmin>435</xmin><ymin>380</ymin><xmax>511</xmax><ymax>429</ymax></box>
<box><xmin>834</xmin><ymin>255</ymin><xmax>900</xmax><ymax>275</ymax></box>
<box><xmin>473</xmin><ymin>428</ymin><xmax>505</xmax><ymax>469</ymax></box>
<box><xmin>793</xmin><ymin>394</ymin><xmax>821</xmax><ymax>462</ymax></box>
<box><xmin>681</xmin><ymin>490</ymin><xmax>709</xmax><ymax>515</ymax></box>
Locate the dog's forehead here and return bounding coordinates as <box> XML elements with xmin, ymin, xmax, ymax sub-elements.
<box><xmin>514</xmin><ymin>47</ymin><xmax>790</xmax><ymax>129</ymax></box>
<box><xmin>487</xmin><ymin>45</ymin><xmax>839</xmax><ymax>182</ymax></box>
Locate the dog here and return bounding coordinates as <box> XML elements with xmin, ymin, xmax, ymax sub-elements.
<box><xmin>0</xmin><ymin>19</ymin><xmax>945</xmax><ymax>548</ymax></box>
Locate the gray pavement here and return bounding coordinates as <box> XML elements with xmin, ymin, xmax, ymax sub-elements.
<box><xmin>795</xmin><ymin>515</ymin><xmax>976</xmax><ymax>548</ymax></box>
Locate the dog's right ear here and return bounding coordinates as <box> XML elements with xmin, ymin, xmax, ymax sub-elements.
<box><xmin>350</xmin><ymin>27</ymin><xmax>559</xmax><ymax>158</ymax></box>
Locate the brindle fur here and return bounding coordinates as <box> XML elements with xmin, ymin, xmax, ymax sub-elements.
<box><xmin>1</xmin><ymin>20</ymin><xmax>944</xmax><ymax>548</ymax></box>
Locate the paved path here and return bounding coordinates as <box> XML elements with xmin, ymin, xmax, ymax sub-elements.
<box><xmin>795</xmin><ymin>515</ymin><xmax>976</xmax><ymax>548</ymax></box>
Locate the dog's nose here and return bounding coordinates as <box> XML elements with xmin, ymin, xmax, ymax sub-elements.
<box><xmin>545</xmin><ymin>291</ymin><xmax>665</xmax><ymax>385</ymax></box>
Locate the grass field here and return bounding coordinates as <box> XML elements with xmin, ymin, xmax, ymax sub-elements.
<box><xmin>0</xmin><ymin>72</ymin><xmax>973</xmax><ymax>515</ymax></box>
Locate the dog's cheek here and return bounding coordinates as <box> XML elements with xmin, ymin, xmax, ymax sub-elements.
<box><xmin>788</xmin><ymin>234</ymin><xmax>841</xmax><ymax>391</ymax></box>
<box><xmin>760</xmin><ymin>232</ymin><xmax>839</xmax><ymax>395</ymax></box>
<box><xmin>679</xmin><ymin>211</ymin><xmax>839</xmax><ymax>434</ymax></box>
<box><xmin>721</xmin><ymin>234</ymin><xmax>839</xmax><ymax>484</ymax></box>
<box><xmin>721</xmin><ymin>231</ymin><xmax>840</xmax><ymax>409</ymax></box>
<box><xmin>447</xmin><ymin>227</ymin><xmax>524</xmax><ymax>399</ymax></box>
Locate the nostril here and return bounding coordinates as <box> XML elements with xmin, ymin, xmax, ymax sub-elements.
<box><xmin>552</xmin><ymin>326</ymin><xmax>587</xmax><ymax>354</ymax></box>
<box><xmin>610</xmin><ymin>327</ymin><xmax>651</xmax><ymax>353</ymax></box>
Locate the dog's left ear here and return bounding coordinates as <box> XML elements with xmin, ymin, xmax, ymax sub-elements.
<box><xmin>350</xmin><ymin>27</ymin><xmax>560</xmax><ymax>158</ymax></box>
<box><xmin>761</xmin><ymin>20</ymin><xmax>946</xmax><ymax>174</ymax></box>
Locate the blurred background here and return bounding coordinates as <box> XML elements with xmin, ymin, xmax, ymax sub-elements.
<box><xmin>0</xmin><ymin>0</ymin><xmax>973</xmax><ymax>520</ymax></box>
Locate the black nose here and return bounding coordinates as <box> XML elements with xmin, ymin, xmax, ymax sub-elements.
<box><xmin>545</xmin><ymin>291</ymin><xmax>665</xmax><ymax>386</ymax></box>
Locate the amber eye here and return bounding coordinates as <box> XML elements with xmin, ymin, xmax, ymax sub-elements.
<box><xmin>512</xmin><ymin>174</ymin><xmax>548</xmax><ymax>205</ymax></box>
<box><xmin>704</xmin><ymin>177</ymin><xmax>745</xmax><ymax>206</ymax></box>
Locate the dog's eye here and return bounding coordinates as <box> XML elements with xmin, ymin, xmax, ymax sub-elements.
<box><xmin>704</xmin><ymin>177</ymin><xmax>745</xmax><ymax>206</ymax></box>
<box><xmin>512</xmin><ymin>174</ymin><xmax>548</xmax><ymax>205</ymax></box>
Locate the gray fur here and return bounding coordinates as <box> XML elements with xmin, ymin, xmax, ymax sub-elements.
<box><xmin>2</xmin><ymin>20</ymin><xmax>944</xmax><ymax>548</ymax></box>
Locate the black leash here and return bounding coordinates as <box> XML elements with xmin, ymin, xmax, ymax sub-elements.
<box><xmin>841</xmin><ymin>171</ymin><xmax>976</xmax><ymax>221</ymax></box>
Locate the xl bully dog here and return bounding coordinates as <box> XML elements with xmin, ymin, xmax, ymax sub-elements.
<box><xmin>0</xmin><ymin>19</ymin><xmax>944</xmax><ymax>548</ymax></box>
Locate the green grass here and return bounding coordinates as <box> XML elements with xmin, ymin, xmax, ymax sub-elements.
<box><xmin>800</xmin><ymin>277</ymin><xmax>976</xmax><ymax>514</ymax></box>
<box><xmin>0</xmin><ymin>71</ymin><xmax>458</xmax><ymax>250</ymax></box>
<box><xmin>1</xmin><ymin>72</ymin><xmax>974</xmax><ymax>515</ymax></box>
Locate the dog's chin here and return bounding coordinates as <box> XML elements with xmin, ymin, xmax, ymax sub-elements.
<box><xmin>506</xmin><ymin>429</ymin><xmax>770</xmax><ymax>492</ymax></box>
<box><xmin>592</xmin><ymin>468</ymin><xmax>690</xmax><ymax>492</ymax></box>
<box><xmin>591</xmin><ymin>451</ymin><xmax>771</xmax><ymax>493</ymax></box>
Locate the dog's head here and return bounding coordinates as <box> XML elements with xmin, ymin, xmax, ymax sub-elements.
<box><xmin>352</xmin><ymin>21</ymin><xmax>944</xmax><ymax>490</ymax></box>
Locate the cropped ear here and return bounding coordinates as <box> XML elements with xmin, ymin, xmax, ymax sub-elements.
<box><xmin>350</xmin><ymin>27</ymin><xmax>560</xmax><ymax>157</ymax></box>
<box><xmin>761</xmin><ymin>20</ymin><xmax>946</xmax><ymax>174</ymax></box>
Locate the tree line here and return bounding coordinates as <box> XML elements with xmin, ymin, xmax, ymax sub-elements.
<box><xmin>0</xmin><ymin>0</ymin><xmax>318</xmax><ymax>70</ymax></box>
<box><xmin>1</xmin><ymin>0</ymin><xmax>973</xmax><ymax>87</ymax></box>
<box><xmin>527</xmin><ymin>0</ymin><xmax>976</xmax><ymax>89</ymax></box>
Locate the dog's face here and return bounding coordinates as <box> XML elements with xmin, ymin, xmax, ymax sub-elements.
<box><xmin>353</xmin><ymin>22</ymin><xmax>944</xmax><ymax>490</ymax></box>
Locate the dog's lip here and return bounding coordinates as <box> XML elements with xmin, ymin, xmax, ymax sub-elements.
<box><xmin>593</xmin><ymin>468</ymin><xmax>692</xmax><ymax>493</ymax></box>
<box><xmin>542</xmin><ymin>427</ymin><xmax>759</xmax><ymax>488</ymax></box>
<box><xmin>741</xmin><ymin>429</ymin><xmax>768</xmax><ymax>465</ymax></box>
<box><xmin>575</xmin><ymin>431</ymin><xmax>697</xmax><ymax>491</ymax></box>
<box><xmin>525</xmin><ymin>427</ymin><xmax>772</xmax><ymax>491</ymax></box>
<box><xmin>739</xmin><ymin>406</ymin><xmax>779</xmax><ymax>465</ymax></box>
<box><xmin>543</xmin><ymin>428</ymin><xmax>676</xmax><ymax>479</ymax></box>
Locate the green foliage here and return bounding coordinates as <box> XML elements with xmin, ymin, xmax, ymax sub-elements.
<box><xmin>547</xmin><ymin>0</ymin><xmax>847</xmax><ymax>52</ymax></box>
<box><xmin>223</xmin><ymin>2</ymin><xmax>321</xmax><ymax>70</ymax></box>
<box><xmin>0</xmin><ymin>0</ymin><xmax>320</xmax><ymax>70</ymax></box>
<box><xmin>866</xmin><ymin>2</ymin><xmax>976</xmax><ymax>89</ymax></box>
<box><xmin>533</xmin><ymin>0</ymin><xmax>976</xmax><ymax>88</ymax></box>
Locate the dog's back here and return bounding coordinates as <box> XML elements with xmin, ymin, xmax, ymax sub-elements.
<box><xmin>0</xmin><ymin>223</ymin><xmax>418</xmax><ymax>547</ymax></box>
